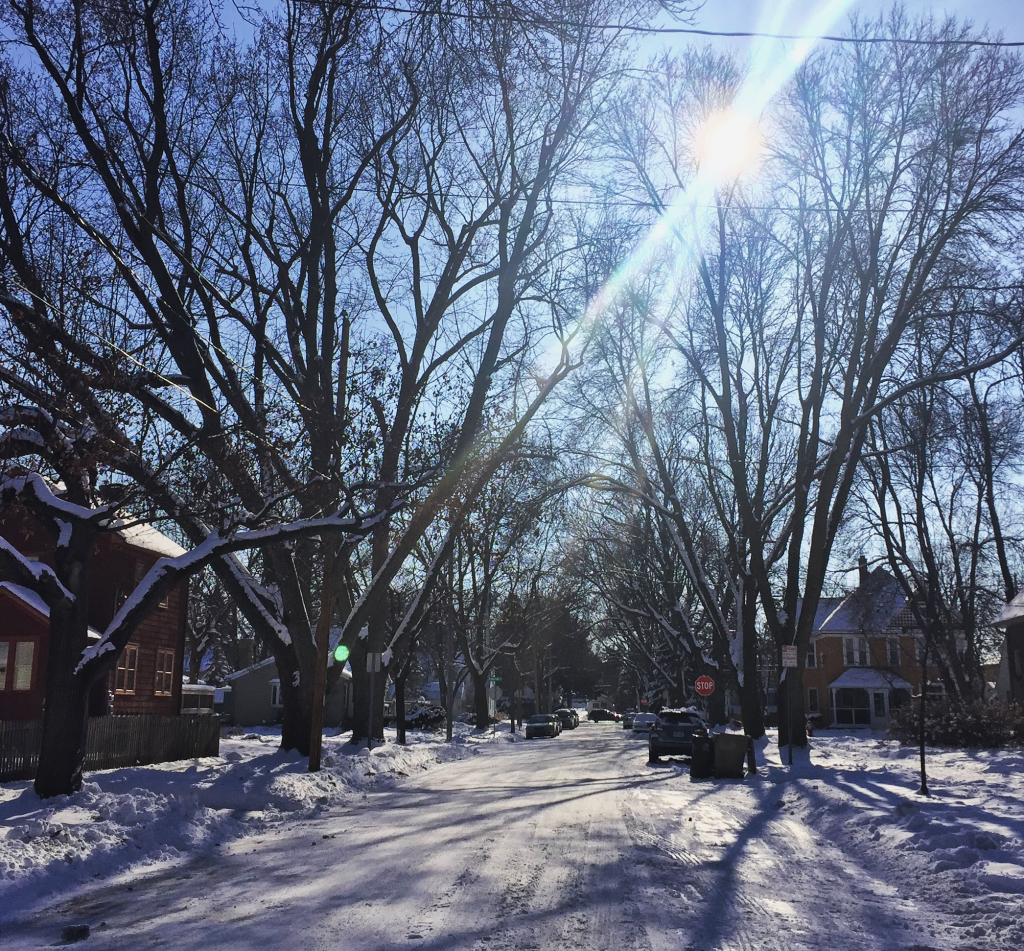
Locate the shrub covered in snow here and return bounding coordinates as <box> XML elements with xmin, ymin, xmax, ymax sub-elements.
<box><xmin>890</xmin><ymin>699</ymin><xmax>1024</xmax><ymax>748</ymax></box>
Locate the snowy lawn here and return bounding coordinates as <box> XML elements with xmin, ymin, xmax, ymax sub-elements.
<box><xmin>0</xmin><ymin>723</ymin><xmax>516</xmax><ymax>913</ymax></box>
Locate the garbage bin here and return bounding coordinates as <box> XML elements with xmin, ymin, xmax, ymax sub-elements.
<box><xmin>713</xmin><ymin>732</ymin><xmax>749</xmax><ymax>779</ymax></box>
<box><xmin>689</xmin><ymin>733</ymin><xmax>714</xmax><ymax>780</ymax></box>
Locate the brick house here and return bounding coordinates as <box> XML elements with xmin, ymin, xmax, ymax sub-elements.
<box><xmin>801</xmin><ymin>560</ymin><xmax>941</xmax><ymax>729</ymax></box>
<box><xmin>0</xmin><ymin>511</ymin><xmax>189</xmax><ymax>721</ymax></box>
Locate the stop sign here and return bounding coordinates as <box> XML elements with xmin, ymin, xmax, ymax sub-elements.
<box><xmin>695</xmin><ymin>675</ymin><xmax>715</xmax><ymax>697</ymax></box>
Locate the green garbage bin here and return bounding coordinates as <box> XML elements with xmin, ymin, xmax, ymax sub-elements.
<box><xmin>689</xmin><ymin>733</ymin><xmax>714</xmax><ymax>779</ymax></box>
<box><xmin>713</xmin><ymin>732</ymin><xmax>749</xmax><ymax>779</ymax></box>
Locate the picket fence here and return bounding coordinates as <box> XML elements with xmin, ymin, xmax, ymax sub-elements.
<box><xmin>0</xmin><ymin>715</ymin><xmax>220</xmax><ymax>782</ymax></box>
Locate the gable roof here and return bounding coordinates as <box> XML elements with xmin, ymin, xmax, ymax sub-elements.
<box><xmin>0</xmin><ymin>582</ymin><xmax>102</xmax><ymax>640</ymax></box>
<box><xmin>817</xmin><ymin>568</ymin><xmax>909</xmax><ymax>635</ymax></box>
<box><xmin>993</xmin><ymin>589</ymin><xmax>1024</xmax><ymax>627</ymax></box>
<box><xmin>109</xmin><ymin>519</ymin><xmax>187</xmax><ymax>558</ymax></box>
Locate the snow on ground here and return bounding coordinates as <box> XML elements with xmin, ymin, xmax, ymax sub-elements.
<box><xmin>0</xmin><ymin>723</ymin><xmax>513</xmax><ymax>914</ymax></box>
<box><xmin>756</xmin><ymin>732</ymin><xmax>1024</xmax><ymax>946</ymax></box>
<box><xmin>1</xmin><ymin>723</ymin><xmax>1022</xmax><ymax>950</ymax></box>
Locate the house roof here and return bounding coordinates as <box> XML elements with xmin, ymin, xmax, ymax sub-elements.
<box><xmin>799</xmin><ymin>596</ymin><xmax>846</xmax><ymax>637</ymax></box>
<box><xmin>222</xmin><ymin>653</ymin><xmax>353</xmax><ymax>684</ymax></box>
<box><xmin>109</xmin><ymin>519</ymin><xmax>187</xmax><ymax>558</ymax></box>
<box><xmin>829</xmin><ymin>668</ymin><xmax>912</xmax><ymax>691</ymax></box>
<box><xmin>223</xmin><ymin>656</ymin><xmax>277</xmax><ymax>682</ymax></box>
<box><xmin>992</xmin><ymin>589</ymin><xmax>1024</xmax><ymax>627</ymax></box>
<box><xmin>0</xmin><ymin>582</ymin><xmax>102</xmax><ymax>641</ymax></box>
<box><xmin>817</xmin><ymin>568</ymin><xmax>908</xmax><ymax>635</ymax></box>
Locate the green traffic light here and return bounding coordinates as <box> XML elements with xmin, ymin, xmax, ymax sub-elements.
<box><xmin>333</xmin><ymin>644</ymin><xmax>350</xmax><ymax>663</ymax></box>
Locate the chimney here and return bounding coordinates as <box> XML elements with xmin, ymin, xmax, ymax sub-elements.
<box><xmin>858</xmin><ymin>555</ymin><xmax>868</xmax><ymax>585</ymax></box>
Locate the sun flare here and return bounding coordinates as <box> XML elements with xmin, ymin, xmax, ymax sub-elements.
<box><xmin>696</xmin><ymin>109</ymin><xmax>763</xmax><ymax>183</ymax></box>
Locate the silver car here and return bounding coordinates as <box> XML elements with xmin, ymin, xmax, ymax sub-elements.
<box><xmin>632</xmin><ymin>712</ymin><xmax>658</xmax><ymax>734</ymax></box>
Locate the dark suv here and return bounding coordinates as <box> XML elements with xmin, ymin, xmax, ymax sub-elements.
<box><xmin>587</xmin><ymin>708</ymin><xmax>619</xmax><ymax>722</ymax></box>
<box><xmin>648</xmin><ymin>709</ymin><xmax>707</xmax><ymax>763</ymax></box>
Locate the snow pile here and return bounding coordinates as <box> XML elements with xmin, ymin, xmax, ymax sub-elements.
<box><xmin>0</xmin><ymin>723</ymin><xmax>513</xmax><ymax>910</ymax></box>
<box><xmin>758</xmin><ymin>733</ymin><xmax>1024</xmax><ymax>948</ymax></box>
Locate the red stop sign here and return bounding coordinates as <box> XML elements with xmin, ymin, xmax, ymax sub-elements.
<box><xmin>695</xmin><ymin>675</ymin><xmax>715</xmax><ymax>697</ymax></box>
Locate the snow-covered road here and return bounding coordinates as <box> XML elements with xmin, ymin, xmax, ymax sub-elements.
<box><xmin>2</xmin><ymin>724</ymin><xmax>1020</xmax><ymax>950</ymax></box>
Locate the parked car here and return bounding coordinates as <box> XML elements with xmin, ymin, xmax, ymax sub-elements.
<box><xmin>587</xmin><ymin>708</ymin><xmax>618</xmax><ymax>722</ymax></box>
<box><xmin>554</xmin><ymin>708</ymin><xmax>578</xmax><ymax>729</ymax></box>
<box><xmin>631</xmin><ymin>712</ymin><xmax>658</xmax><ymax>734</ymax></box>
<box><xmin>526</xmin><ymin>714</ymin><xmax>561</xmax><ymax>738</ymax></box>
<box><xmin>621</xmin><ymin>711</ymin><xmax>636</xmax><ymax>729</ymax></box>
<box><xmin>648</xmin><ymin>709</ymin><xmax>708</xmax><ymax>762</ymax></box>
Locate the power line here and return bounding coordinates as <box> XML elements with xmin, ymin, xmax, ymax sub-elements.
<box><xmin>351</xmin><ymin>3</ymin><xmax>1024</xmax><ymax>49</ymax></box>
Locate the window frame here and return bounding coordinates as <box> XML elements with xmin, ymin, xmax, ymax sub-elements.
<box><xmin>155</xmin><ymin>648</ymin><xmax>175</xmax><ymax>696</ymax></box>
<box><xmin>844</xmin><ymin>636</ymin><xmax>870</xmax><ymax>667</ymax></box>
<box><xmin>13</xmin><ymin>641</ymin><xmax>35</xmax><ymax>691</ymax></box>
<box><xmin>0</xmin><ymin>641</ymin><xmax>9</xmax><ymax>691</ymax></box>
<box><xmin>887</xmin><ymin>636</ymin><xmax>901</xmax><ymax>667</ymax></box>
<box><xmin>807</xmin><ymin>687</ymin><xmax>819</xmax><ymax>714</ymax></box>
<box><xmin>270</xmin><ymin>679</ymin><xmax>283</xmax><ymax>708</ymax></box>
<box><xmin>114</xmin><ymin>643</ymin><xmax>139</xmax><ymax>694</ymax></box>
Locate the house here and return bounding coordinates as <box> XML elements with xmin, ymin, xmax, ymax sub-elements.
<box><xmin>801</xmin><ymin>559</ymin><xmax>941</xmax><ymax>730</ymax></box>
<box><xmin>222</xmin><ymin>653</ymin><xmax>353</xmax><ymax>728</ymax></box>
<box><xmin>0</xmin><ymin>509</ymin><xmax>189</xmax><ymax>721</ymax></box>
<box><xmin>991</xmin><ymin>592</ymin><xmax>1024</xmax><ymax>703</ymax></box>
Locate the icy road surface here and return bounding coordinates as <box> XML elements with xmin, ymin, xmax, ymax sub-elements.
<box><xmin>3</xmin><ymin>724</ymin><xmax>1020</xmax><ymax>951</ymax></box>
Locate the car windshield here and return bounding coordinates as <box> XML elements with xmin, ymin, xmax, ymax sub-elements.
<box><xmin>527</xmin><ymin>715</ymin><xmax>550</xmax><ymax>724</ymax></box>
<box><xmin>658</xmin><ymin>711</ymin><xmax>702</xmax><ymax>724</ymax></box>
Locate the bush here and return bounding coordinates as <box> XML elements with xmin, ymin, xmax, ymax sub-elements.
<box><xmin>889</xmin><ymin>698</ymin><xmax>1024</xmax><ymax>748</ymax></box>
<box><xmin>404</xmin><ymin>704</ymin><xmax>446</xmax><ymax>731</ymax></box>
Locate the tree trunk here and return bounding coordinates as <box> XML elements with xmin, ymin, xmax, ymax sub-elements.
<box><xmin>275</xmin><ymin>645</ymin><xmax>312</xmax><ymax>755</ymax></box>
<box><xmin>34</xmin><ymin>537</ymin><xmax>94</xmax><ymax>798</ymax></box>
<box><xmin>34</xmin><ymin>599</ymin><xmax>92</xmax><ymax>797</ymax></box>
<box><xmin>472</xmin><ymin>668</ymin><xmax>490</xmax><ymax>728</ymax></box>
<box><xmin>737</xmin><ymin>591</ymin><xmax>765</xmax><ymax>738</ymax></box>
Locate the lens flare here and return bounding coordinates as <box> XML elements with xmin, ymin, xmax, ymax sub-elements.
<box><xmin>696</xmin><ymin>110</ymin><xmax>763</xmax><ymax>183</ymax></box>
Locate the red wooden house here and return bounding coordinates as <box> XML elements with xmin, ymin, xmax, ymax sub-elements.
<box><xmin>0</xmin><ymin>511</ymin><xmax>189</xmax><ymax>721</ymax></box>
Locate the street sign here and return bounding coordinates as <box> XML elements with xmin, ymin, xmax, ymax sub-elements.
<box><xmin>488</xmin><ymin>675</ymin><xmax>502</xmax><ymax>683</ymax></box>
<box><xmin>781</xmin><ymin>645</ymin><xmax>798</xmax><ymax>668</ymax></box>
<box><xmin>366</xmin><ymin>652</ymin><xmax>382</xmax><ymax>673</ymax></box>
<box><xmin>695</xmin><ymin>675</ymin><xmax>715</xmax><ymax>697</ymax></box>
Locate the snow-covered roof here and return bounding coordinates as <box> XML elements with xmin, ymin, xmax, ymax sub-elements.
<box><xmin>828</xmin><ymin>668</ymin><xmax>912</xmax><ymax>691</ymax></box>
<box><xmin>799</xmin><ymin>596</ymin><xmax>846</xmax><ymax>637</ymax></box>
<box><xmin>109</xmin><ymin>519</ymin><xmax>187</xmax><ymax>558</ymax></box>
<box><xmin>223</xmin><ymin>657</ymin><xmax>277</xmax><ymax>682</ymax></box>
<box><xmin>0</xmin><ymin>582</ymin><xmax>102</xmax><ymax>640</ymax></box>
<box><xmin>992</xmin><ymin>589</ymin><xmax>1024</xmax><ymax>627</ymax></box>
<box><xmin>817</xmin><ymin>569</ymin><xmax>908</xmax><ymax>634</ymax></box>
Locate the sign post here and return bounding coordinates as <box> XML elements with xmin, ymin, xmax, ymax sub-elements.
<box><xmin>781</xmin><ymin>645</ymin><xmax>798</xmax><ymax>766</ymax></box>
<box><xmin>366</xmin><ymin>650</ymin><xmax>381</xmax><ymax>751</ymax></box>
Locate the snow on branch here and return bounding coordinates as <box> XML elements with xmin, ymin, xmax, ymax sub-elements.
<box><xmin>77</xmin><ymin>507</ymin><xmax>390</xmax><ymax>674</ymax></box>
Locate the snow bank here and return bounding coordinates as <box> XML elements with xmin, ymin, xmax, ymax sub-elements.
<box><xmin>0</xmin><ymin>723</ymin><xmax>513</xmax><ymax>914</ymax></box>
<box><xmin>757</xmin><ymin>732</ymin><xmax>1024</xmax><ymax>945</ymax></box>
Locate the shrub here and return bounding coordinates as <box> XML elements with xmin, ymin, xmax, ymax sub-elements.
<box><xmin>889</xmin><ymin>698</ymin><xmax>1024</xmax><ymax>748</ymax></box>
<box><xmin>404</xmin><ymin>704</ymin><xmax>446</xmax><ymax>730</ymax></box>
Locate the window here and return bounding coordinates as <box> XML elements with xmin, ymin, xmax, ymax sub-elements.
<box><xmin>115</xmin><ymin>644</ymin><xmax>139</xmax><ymax>694</ymax></box>
<box><xmin>844</xmin><ymin>637</ymin><xmax>869</xmax><ymax>666</ymax></box>
<box><xmin>887</xmin><ymin>637</ymin><xmax>901</xmax><ymax>666</ymax></box>
<box><xmin>155</xmin><ymin>649</ymin><xmax>175</xmax><ymax>696</ymax></box>
<box><xmin>833</xmin><ymin>687</ymin><xmax>871</xmax><ymax>725</ymax></box>
<box><xmin>13</xmin><ymin>642</ymin><xmax>34</xmax><ymax>690</ymax></box>
<box><xmin>270</xmin><ymin>680</ymin><xmax>283</xmax><ymax>707</ymax></box>
<box><xmin>0</xmin><ymin>643</ymin><xmax>8</xmax><ymax>690</ymax></box>
<box><xmin>873</xmin><ymin>692</ymin><xmax>887</xmax><ymax>718</ymax></box>
<box><xmin>806</xmin><ymin>647</ymin><xmax>817</xmax><ymax>669</ymax></box>
<box><xmin>808</xmin><ymin>687</ymin><xmax>819</xmax><ymax>714</ymax></box>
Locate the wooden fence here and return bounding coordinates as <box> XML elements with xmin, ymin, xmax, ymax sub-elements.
<box><xmin>0</xmin><ymin>715</ymin><xmax>220</xmax><ymax>783</ymax></box>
